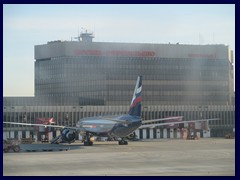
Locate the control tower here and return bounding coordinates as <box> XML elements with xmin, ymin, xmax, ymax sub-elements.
<box><xmin>74</xmin><ymin>29</ymin><xmax>94</xmax><ymax>42</ymax></box>
<box><xmin>80</xmin><ymin>31</ymin><xmax>94</xmax><ymax>42</ymax></box>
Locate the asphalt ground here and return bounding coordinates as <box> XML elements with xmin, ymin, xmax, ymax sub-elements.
<box><xmin>3</xmin><ymin>138</ymin><xmax>235</xmax><ymax>176</ymax></box>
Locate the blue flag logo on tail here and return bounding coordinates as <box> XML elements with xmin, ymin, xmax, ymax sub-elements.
<box><xmin>128</xmin><ymin>76</ymin><xmax>142</xmax><ymax>117</ymax></box>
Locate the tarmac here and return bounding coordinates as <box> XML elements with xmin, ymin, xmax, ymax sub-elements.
<box><xmin>3</xmin><ymin>138</ymin><xmax>235</xmax><ymax>176</ymax></box>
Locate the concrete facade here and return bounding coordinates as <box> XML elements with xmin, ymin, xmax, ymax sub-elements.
<box><xmin>3</xmin><ymin>105</ymin><xmax>235</xmax><ymax>139</ymax></box>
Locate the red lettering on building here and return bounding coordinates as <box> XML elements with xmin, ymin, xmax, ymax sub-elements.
<box><xmin>188</xmin><ymin>53</ymin><xmax>216</xmax><ymax>59</ymax></box>
<box><xmin>74</xmin><ymin>50</ymin><xmax>102</xmax><ymax>56</ymax></box>
<box><xmin>74</xmin><ymin>50</ymin><xmax>155</xmax><ymax>57</ymax></box>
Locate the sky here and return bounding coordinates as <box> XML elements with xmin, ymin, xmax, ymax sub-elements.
<box><xmin>3</xmin><ymin>4</ymin><xmax>235</xmax><ymax>96</ymax></box>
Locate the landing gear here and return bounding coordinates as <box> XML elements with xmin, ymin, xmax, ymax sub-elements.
<box><xmin>83</xmin><ymin>132</ymin><xmax>93</xmax><ymax>146</ymax></box>
<box><xmin>84</xmin><ymin>141</ymin><xmax>93</xmax><ymax>146</ymax></box>
<box><xmin>118</xmin><ymin>139</ymin><xmax>128</xmax><ymax>145</ymax></box>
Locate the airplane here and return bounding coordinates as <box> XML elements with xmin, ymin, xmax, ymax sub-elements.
<box><xmin>3</xmin><ymin>76</ymin><xmax>219</xmax><ymax>146</ymax></box>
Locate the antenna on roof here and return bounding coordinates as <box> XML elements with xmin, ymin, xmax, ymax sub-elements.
<box><xmin>72</xmin><ymin>26</ymin><xmax>81</xmax><ymax>41</ymax></box>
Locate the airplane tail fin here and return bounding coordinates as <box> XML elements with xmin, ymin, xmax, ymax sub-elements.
<box><xmin>128</xmin><ymin>76</ymin><xmax>142</xmax><ymax>117</ymax></box>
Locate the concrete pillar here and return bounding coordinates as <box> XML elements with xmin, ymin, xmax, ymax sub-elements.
<box><xmin>142</xmin><ymin>129</ymin><xmax>147</xmax><ymax>139</ymax></box>
<box><xmin>56</xmin><ymin>130</ymin><xmax>61</xmax><ymax>136</ymax></box>
<box><xmin>48</xmin><ymin>132</ymin><xmax>53</xmax><ymax>141</ymax></box>
<box><xmin>181</xmin><ymin>128</ymin><xmax>188</xmax><ymax>139</ymax></box>
<box><xmin>156</xmin><ymin>129</ymin><xmax>160</xmax><ymax>139</ymax></box>
<box><xmin>203</xmin><ymin>129</ymin><xmax>211</xmax><ymax>138</ymax></box>
<box><xmin>79</xmin><ymin>134</ymin><xmax>83</xmax><ymax>141</ymax></box>
<box><xmin>33</xmin><ymin>135</ymin><xmax>37</xmax><ymax>142</ymax></box>
<box><xmin>26</xmin><ymin>131</ymin><xmax>30</xmax><ymax>138</ymax></box>
<box><xmin>177</xmin><ymin>129</ymin><xmax>181</xmax><ymax>139</ymax></box>
<box><xmin>163</xmin><ymin>128</ymin><xmax>167</xmax><ymax>138</ymax></box>
<box><xmin>10</xmin><ymin>131</ymin><xmax>14</xmax><ymax>139</ymax></box>
<box><xmin>18</xmin><ymin>131</ymin><xmax>22</xmax><ymax>140</ymax></box>
<box><xmin>196</xmin><ymin>132</ymin><xmax>201</xmax><ymax>139</ymax></box>
<box><xmin>149</xmin><ymin>129</ymin><xmax>154</xmax><ymax>139</ymax></box>
<box><xmin>34</xmin><ymin>131</ymin><xmax>38</xmax><ymax>141</ymax></box>
<box><xmin>170</xmin><ymin>128</ymin><xmax>174</xmax><ymax>138</ymax></box>
<box><xmin>135</xmin><ymin>129</ymin><xmax>140</xmax><ymax>139</ymax></box>
<box><xmin>41</xmin><ymin>134</ymin><xmax>45</xmax><ymax>139</ymax></box>
<box><xmin>3</xmin><ymin>132</ymin><xmax>8</xmax><ymax>140</ymax></box>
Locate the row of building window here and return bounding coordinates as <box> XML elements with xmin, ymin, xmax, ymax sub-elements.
<box><xmin>3</xmin><ymin>109</ymin><xmax>235</xmax><ymax>129</ymax></box>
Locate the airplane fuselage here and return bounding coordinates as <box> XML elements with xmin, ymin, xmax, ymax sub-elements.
<box><xmin>76</xmin><ymin>114</ymin><xmax>142</xmax><ymax>138</ymax></box>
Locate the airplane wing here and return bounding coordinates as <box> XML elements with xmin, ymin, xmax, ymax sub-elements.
<box><xmin>3</xmin><ymin>119</ymin><xmax>128</xmax><ymax>131</ymax></box>
<box><xmin>139</xmin><ymin>118</ymin><xmax>219</xmax><ymax>129</ymax></box>
<box><xmin>3</xmin><ymin>120</ymin><xmax>118</xmax><ymax>133</ymax></box>
<box><xmin>3</xmin><ymin>122</ymin><xmax>76</xmax><ymax>130</ymax></box>
<box><xmin>4</xmin><ymin>117</ymin><xmax>218</xmax><ymax>130</ymax></box>
<box><xmin>141</xmin><ymin>116</ymin><xmax>183</xmax><ymax>124</ymax></box>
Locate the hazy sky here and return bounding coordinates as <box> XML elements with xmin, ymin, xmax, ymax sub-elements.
<box><xmin>3</xmin><ymin>4</ymin><xmax>235</xmax><ymax>96</ymax></box>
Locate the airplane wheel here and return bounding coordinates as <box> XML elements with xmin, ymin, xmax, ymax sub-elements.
<box><xmin>118</xmin><ymin>141</ymin><xmax>123</xmax><ymax>145</ymax></box>
<box><xmin>118</xmin><ymin>140</ymin><xmax>128</xmax><ymax>145</ymax></box>
<box><xmin>13</xmin><ymin>145</ymin><xmax>20</xmax><ymax>152</ymax></box>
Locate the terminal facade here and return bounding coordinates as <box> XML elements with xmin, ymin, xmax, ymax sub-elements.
<box><xmin>3</xmin><ymin>33</ymin><xmax>235</xmax><ymax>140</ymax></box>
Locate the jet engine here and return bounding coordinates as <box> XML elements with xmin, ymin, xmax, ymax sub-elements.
<box><xmin>126</xmin><ymin>132</ymin><xmax>138</xmax><ymax>141</ymax></box>
<box><xmin>61</xmin><ymin>128</ymin><xmax>77</xmax><ymax>143</ymax></box>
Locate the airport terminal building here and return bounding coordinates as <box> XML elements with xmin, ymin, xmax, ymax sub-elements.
<box><xmin>3</xmin><ymin>33</ymin><xmax>235</xmax><ymax>140</ymax></box>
